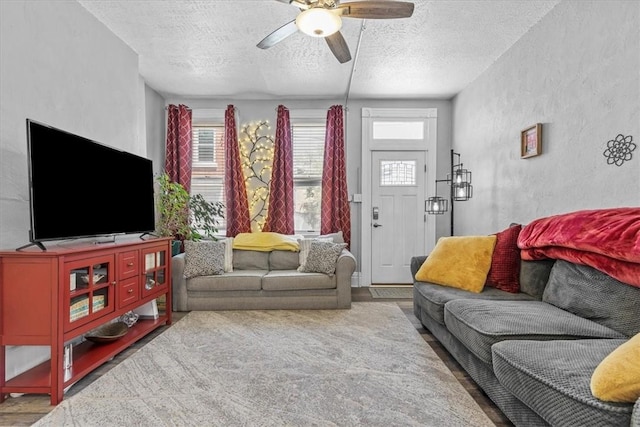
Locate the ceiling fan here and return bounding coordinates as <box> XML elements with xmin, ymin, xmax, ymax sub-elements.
<box><xmin>257</xmin><ymin>0</ymin><xmax>415</xmax><ymax>64</ymax></box>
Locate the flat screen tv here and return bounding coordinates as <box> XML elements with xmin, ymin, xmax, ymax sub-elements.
<box><xmin>25</xmin><ymin>119</ymin><xmax>155</xmax><ymax>248</ymax></box>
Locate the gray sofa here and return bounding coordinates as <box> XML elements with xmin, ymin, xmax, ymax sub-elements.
<box><xmin>172</xmin><ymin>245</ymin><xmax>356</xmax><ymax>311</ymax></box>
<box><xmin>411</xmin><ymin>256</ymin><xmax>640</xmax><ymax>426</ymax></box>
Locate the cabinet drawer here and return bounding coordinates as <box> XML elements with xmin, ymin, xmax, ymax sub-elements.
<box><xmin>118</xmin><ymin>277</ymin><xmax>140</xmax><ymax>308</ymax></box>
<box><xmin>119</xmin><ymin>250</ymin><xmax>139</xmax><ymax>279</ymax></box>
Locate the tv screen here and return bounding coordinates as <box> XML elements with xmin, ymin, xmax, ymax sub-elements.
<box><xmin>26</xmin><ymin>119</ymin><xmax>156</xmax><ymax>243</ymax></box>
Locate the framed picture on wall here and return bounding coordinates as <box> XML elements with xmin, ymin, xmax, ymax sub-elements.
<box><xmin>521</xmin><ymin>123</ymin><xmax>542</xmax><ymax>158</ymax></box>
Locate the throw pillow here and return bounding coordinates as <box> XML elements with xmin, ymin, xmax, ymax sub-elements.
<box><xmin>298</xmin><ymin>240</ymin><xmax>347</xmax><ymax>275</ymax></box>
<box><xmin>298</xmin><ymin>237</ymin><xmax>334</xmax><ymax>267</ymax></box>
<box><xmin>224</xmin><ymin>237</ymin><xmax>234</xmax><ymax>273</ymax></box>
<box><xmin>485</xmin><ymin>224</ymin><xmax>522</xmax><ymax>293</ymax></box>
<box><xmin>183</xmin><ymin>240</ymin><xmax>225</xmax><ymax>279</ymax></box>
<box><xmin>590</xmin><ymin>332</ymin><xmax>640</xmax><ymax>403</ymax></box>
<box><xmin>318</xmin><ymin>230</ymin><xmax>345</xmax><ymax>243</ymax></box>
<box><xmin>415</xmin><ymin>235</ymin><xmax>497</xmax><ymax>293</ymax></box>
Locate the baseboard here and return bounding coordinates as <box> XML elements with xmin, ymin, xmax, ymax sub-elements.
<box><xmin>351</xmin><ymin>272</ymin><xmax>361</xmax><ymax>287</ymax></box>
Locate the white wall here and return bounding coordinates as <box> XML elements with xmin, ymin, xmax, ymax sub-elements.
<box><xmin>452</xmin><ymin>0</ymin><xmax>640</xmax><ymax>235</ymax></box>
<box><xmin>0</xmin><ymin>0</ymin><xmax>145</xmax><ymax>379</ymax></box>
<box><xmin>0</xmin><ymin>0</ymin><xmax>143</xmax><ymax>248</ymax></box>
<box><xmin>145</xmin><ymin>84</ymin><xmax>167</xmax><ymax>175</ymax></box>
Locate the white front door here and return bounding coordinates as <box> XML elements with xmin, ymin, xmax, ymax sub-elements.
<box><xmin>370</xmin><ymin>150</ymin><xmax>427</xmax><ymax>284</ymax></box>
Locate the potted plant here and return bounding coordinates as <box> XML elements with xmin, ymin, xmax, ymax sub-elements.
<box><xmin>155</xmin><ymin>173</ymin><xmax>225</xmax><ymax>255</ymax></box>
<box><xmin>189</xmin><ymin>192</ymin><xmax>225</xmax><ymax>241</ymax></box>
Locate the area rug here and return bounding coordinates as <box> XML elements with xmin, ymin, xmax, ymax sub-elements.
<box><xmin>34</xmin><ymin>303</ymin><xmax>493</xmax><ymax>426</ymax></box>
<box><xmin>369</xmin><ymin>286</ymin><xmax>414</xmax><ymax>299</ymax></box>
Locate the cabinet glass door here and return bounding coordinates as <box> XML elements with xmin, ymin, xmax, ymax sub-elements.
<box><xmin>65</xmin><ymin>256</ymin><xmax>115</xmax><ymax>330</ymax></box>
<box><xmin>141</xmin><ymin>247</ymin><xmax>168</xmax><ymax>299</ymax></box>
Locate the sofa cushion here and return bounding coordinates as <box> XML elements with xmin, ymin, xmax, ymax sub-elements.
<box><xmin>415</xmin><ymin>235</ymin><xmax>497</xmax><ymax>293</ymax></box>
<box><xmin>269</xmin><ymin>250</ymin><xmax>300</xmax><ymax>270</ymax></box>
<box><xmin>492</xmin><ymin>339</ymin><xmax>633</xmax><ymax>427</ymax></box>
<box><xmin>233</xmin><ymin>250</ymin><xmax>270</xmax><ymax>270</ymax></box>
<box><xmin>486</xmin><ymin>224</ymin><xmax>522</xmax><ymax>293</ymax></box>
<box><xmin>519</xmin><ymin>259</ymin><xmax>555</xmax><ymax>299</ymax></box>
<box><xmin>183</xmin><ymin>240</ymin><xmax>225</xmax><ymax>278</ymax></box>
<box><xmin>262</xmin><ymin>270</ymin><xmax>336</xmax><ymax>291</ymax></box>
<box><xmin>413</xmin><ymin>282</ymin><xmax>535</xmax><ymax>325</ymax></box>
<box><xmin>591</xmin><ymin>332</ymin><xmax>640</xmax><ymax>403</ymax></box>
<box><xmin>444</xmin><ymin>299</ymin><xmax>626</xmax><ymax>364</ymax></box>
<box><xmin>543</xmin><ymin>260</ymin><xmax>640</xmax><ymax>337</ymax></box>
<box><xmin>185</xmin><ymin>270</ymin><xmax>266</xmax><ymax>292</ymax></box>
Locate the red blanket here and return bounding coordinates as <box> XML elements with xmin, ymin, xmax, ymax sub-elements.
<box><xmin>518</xmin><ymin>207</ymin><xmax>640</xmax><ymax>287</ymax></box>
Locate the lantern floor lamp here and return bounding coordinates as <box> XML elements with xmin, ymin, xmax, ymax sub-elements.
<box><xmin>425</xmin><ymin>149</ymin><xmax>473</xmax><ymax>235</ymax></box>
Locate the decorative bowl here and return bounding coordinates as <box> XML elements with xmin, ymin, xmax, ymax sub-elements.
<box><xmin>85</xmin><ymin>321</ymin><xmax>129</xmax><ymax>344</ymax></box>
<box><xmin>80</xmin><ymin>273</ymin><xmax>105</xmax><ymax>284</ymax></box>
<box><xmin>120</xmin><ymin>311</ymin><xmax>139</xmax><ymax>327</ymax></box>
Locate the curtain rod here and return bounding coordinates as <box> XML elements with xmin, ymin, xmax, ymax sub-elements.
<box><xmin>164</xmin><ymin>105</ymin><xmax>349</xmax><ymax>113</ymax></box>
<box><xmin>164</xmin><ymin>105</ymin><xmax>192</xmax><ymax>111</ymax></box>
<box><xmin>272</xmin><ymin>106</ymin><xmax>349</xmax><ymax>112</ymax></box>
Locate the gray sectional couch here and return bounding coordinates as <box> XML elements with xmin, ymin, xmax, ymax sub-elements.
<box><xmin>412</xmin><ymin>256</ymin><xmax>640</xmax><ymax>426</ymax></box>
<box><xmin>173</xmin><ymin>245</ymin><xmax>356</xmax><ymax>311</ymax></box>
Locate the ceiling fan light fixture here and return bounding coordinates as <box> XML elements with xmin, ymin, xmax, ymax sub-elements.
<box><xmin>296</xmin><ymin>8</ymin><xmax>342</xmax><ymax>37</ymax></box>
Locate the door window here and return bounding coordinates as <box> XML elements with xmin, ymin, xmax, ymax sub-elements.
<box><xmin>380</xmin><ymin>160</ymin><xmax>416</xmax><ymax>186</ymax></box>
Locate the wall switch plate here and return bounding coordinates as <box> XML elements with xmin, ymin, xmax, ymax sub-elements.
<box><xmin>352</xmin><ymin>194</ymin><xmax>363</xmax><ymax>202</ymax></box>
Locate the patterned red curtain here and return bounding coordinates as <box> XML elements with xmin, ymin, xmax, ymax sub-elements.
<box><xmin>262</xmin><ymin>105</ymin><xmax>294</xmax><ymax>234</ymax></box>
<box><xmin>321</xmin><ymin>105</ymin><xmax>351</xmax><ymax>248</ymax></box>
<box><xmin>165</xmin><ymin>104</ymin><xmax>192</xmax><ymax>192</ymax></box>
<box><xmin>224</xmin><ymin>105</ymin><xmax>252</xmax><ymax>237</ymax></box>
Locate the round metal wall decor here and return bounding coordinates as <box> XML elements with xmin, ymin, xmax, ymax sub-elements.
<box><xmin>603</xmin><ymin>134</ymin><xmax>635</xmax><ymax>166</ymax></box>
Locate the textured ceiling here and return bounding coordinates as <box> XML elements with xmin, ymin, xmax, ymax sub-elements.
<box><xmin>78</xmin><ymin>0</ymin><xmax>560</xmax><ymax>100</ymax></box>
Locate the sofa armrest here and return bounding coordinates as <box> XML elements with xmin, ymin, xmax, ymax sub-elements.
<box><xmin>171</xmin><ymin>253</ymin><xmax>188</xmax><ymax>311</ymax></box>
<box><xmin>631</xmin><ymin>396</ymin><xmax>640</xmax><ymax>427</ymax></box>
<box><xmin>410</xmin><ymin>256</ymin><xmax>428</xmax><ymax>280</ymax></box>
<box><xmin>335</xmin><ymin>249</ymin><xmax>356</xmax><ymax>308</ymax></box>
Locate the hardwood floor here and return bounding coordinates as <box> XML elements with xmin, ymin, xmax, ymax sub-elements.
<box><xmin>0</xmin><ymin>290</ymin><xmax>513</xmax><ymax>426</ymax></box>
<box><xmin>0</xmin><ymin>315</ymin><xmax>188</xmax><ymax>427</ymax></box>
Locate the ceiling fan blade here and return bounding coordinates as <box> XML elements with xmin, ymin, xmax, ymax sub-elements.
<box><xmin>337</xmin><ymin>1</ymin><xmax>414</xmax><ymax>19</ymax></box>
<box><xmin>325</xmin><ymin>31</ymin><xmax>352</xmax><ymax>64</ymax></box>
<box><xmin>274</xmin><ymin>0</ymin><xmax>310</xmax><ymax>9</ymax></box>
<box><xmin>257</xmin><ymin>19</ymin><xmax>298</xmax><ymax>49</ymax></box>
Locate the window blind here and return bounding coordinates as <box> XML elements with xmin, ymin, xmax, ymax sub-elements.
<box><xmin>192</xmin><ymin>126</ymin><xmax>222</xmax><ymax>164</ymax></box>
<box><xmin>292</xmin><ymin>125</ymin><xmax>325</xmax><ymax>180</ymax></box>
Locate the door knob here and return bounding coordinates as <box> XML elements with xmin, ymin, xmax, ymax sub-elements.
<box><xmin>373</xmin><ymin>223</ymin><xmax>382</xmax><ymax>228</ymax></box>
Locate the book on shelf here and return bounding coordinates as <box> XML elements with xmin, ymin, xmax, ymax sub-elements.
<box><xmin>69</xmin><ymin>295</ymin><xmax>105</xmax><ymax>322</ymax></box>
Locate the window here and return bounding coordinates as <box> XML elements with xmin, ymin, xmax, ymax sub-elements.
<box><xmin>188</xmin><ymin>109</ymin><xmax>326</xmax><ymax>235</ymax></box>
<box><xmin>190</xmin><ymin>123</ymin><xmax>226</xmax><ymax>231</ymax></box>
<box><xmin>192</xmin><ymin>127</ymin><xmax>217</xmax><ymax>166</ymax></box>
<box><xmin>372</xmin><ymin>121</ymin><xmax>424</xmax><ymax>140</ymax></box>
<box><xmin>292</xmin><ymin>123</ymin><xmax>325</xmax><ymax>233</ymax></box>
<box><xmin>380</xmin><ymin>160</ymin><xmax>416</xmax><ymax>186</ymax></box>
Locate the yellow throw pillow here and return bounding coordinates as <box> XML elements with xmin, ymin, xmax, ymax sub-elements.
<box><xmin>590</xmin><ymin>332</ymin><xmax>640</xmax><ymax>403</ymax></box>
<box><xmin>415</xmin><ymin>235</ymin><xmax>497</xmax><ymax>293</ymax></box>
<box><xmin>232</xmin><ymin>232</ymin><xmax>301</xmax><ymax>252</ymax></box>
